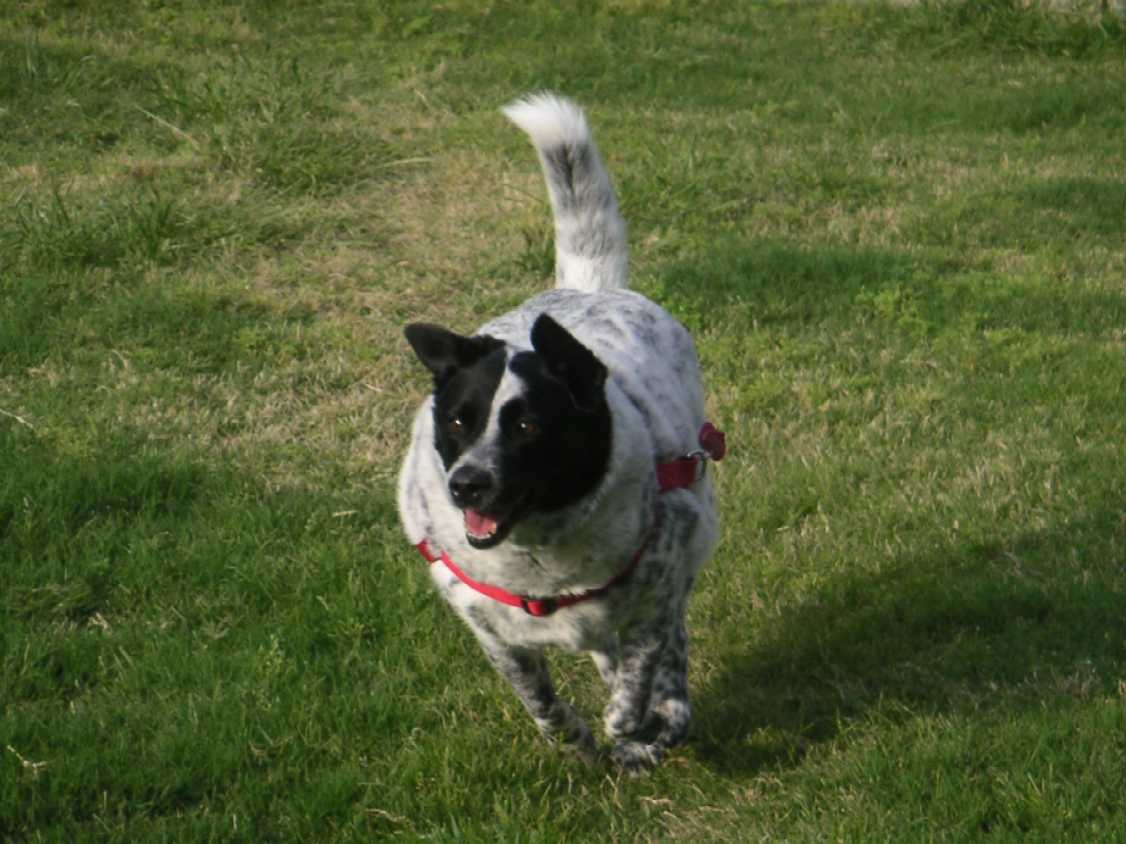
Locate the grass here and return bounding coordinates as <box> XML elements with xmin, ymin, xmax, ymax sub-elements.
<box><xmin>2</xmin><ymin>0</ymin><xmax>1125</xmax><ymax>839</ymax></box>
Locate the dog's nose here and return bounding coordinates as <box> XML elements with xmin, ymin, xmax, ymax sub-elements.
<box><xmin>448</xmin><ymin>466</ymin><xmax>494</xmax><ymax>509</ymax></box>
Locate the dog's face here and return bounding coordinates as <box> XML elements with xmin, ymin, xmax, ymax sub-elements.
<box><xmin>405</xmin><ymin>314</ymin><xmax>612</xmax><ymax>549</ymax></box>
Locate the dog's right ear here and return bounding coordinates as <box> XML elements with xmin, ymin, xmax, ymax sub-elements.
<box><xmin>404</xmin><ymin>323</ymin><xmax>502</xmax><ymax>385</ymax></box>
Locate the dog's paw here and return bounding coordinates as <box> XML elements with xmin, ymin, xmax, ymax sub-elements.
<box><xmin>559</xmin><ymin>722</ymin><xmax>599</xmax><ymax>766</ymax></box>
<box><xmin>610</xmin><ymin>740</ymin><xmax>664</xmax><ymax>774</ymax></box>
<box><xmin>537</xmin><ymin>704</ymin><xmax>597</xmax><ymax>763</ymax></box>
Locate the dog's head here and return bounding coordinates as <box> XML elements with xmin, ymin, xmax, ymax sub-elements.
<box><xmin>405</xmin><ymin>313</ymin><xmax>612</xmax><ymax>549</ymax></box>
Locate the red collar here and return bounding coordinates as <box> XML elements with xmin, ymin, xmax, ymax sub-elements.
<box><xmin>415</xmin><ymin>422</ymin><xmax>726</xmax><ymax>617</ymax></box>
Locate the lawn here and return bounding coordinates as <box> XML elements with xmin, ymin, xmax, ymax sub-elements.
<box><xmin>3</xmin><ymin>0</ymin><xmax>1125</xmax><ymax>840</ymax></box>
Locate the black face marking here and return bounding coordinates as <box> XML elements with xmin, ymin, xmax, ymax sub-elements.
<box><xmin>428</xmin><ymin>344</ymin><xmax>507</xmax><ymax>470</ymax></box>
<box><xmin>504</xmin><ymin>345</ymin><xmax>611</xmax><ymax>514</ymax></box>
<box><xmin>410</xmin><ymin>316</ymin><xmax>612</xmax><ymax>548</ymax></box>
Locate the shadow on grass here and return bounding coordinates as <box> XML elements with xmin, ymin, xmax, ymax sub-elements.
<box><xmin>1013</xmin><ymin>178</ymin><xmax>1126</xmax><ymax>237</ymax></box>
<box><xmin>0</xmin><ymin>264</ymin><xmax>316</xmax><ymax>375</ymax></box>
<box><xmin>0</xmin><ymin>37</ymin><xmax>149</xmax><ymax>138</ymax></box>
<box><xmin>643</xmin><ymin>239</ymin><xmax>936</xmax><ymax>348</ymax></box>
<box><xmin>691</xmin><ymin>506</ymin><xmax>1126</xmax><ymax>777</ymax></box>
<box><xmin>920</xmin><ymin>177</ymin><xmax>1126</xmax><ymax>250</ymax></box>
<box><xmin>650</xmin><ymin>236</ymin><xmax>1126</xmax><ymax>345</ymax></box>
<box><xmin>0</xmin><ymin>418</ymin><xmax>410</xmax><ymax>834</ymax></box>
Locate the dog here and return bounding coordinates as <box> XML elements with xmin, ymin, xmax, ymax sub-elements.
<box><xmin>397</xmin><ymin>93</ymin><xmax>724</xmax><ymax>771</ymax></box>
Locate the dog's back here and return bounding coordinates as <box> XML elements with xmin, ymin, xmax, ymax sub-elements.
<box><xmin>503</xmin><ymin>93</ymin><xmax>629</xmax><ymax>293</ymax></box>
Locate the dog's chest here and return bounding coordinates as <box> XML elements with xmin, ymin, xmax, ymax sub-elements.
<box><xmin>442</xmin><ymin>575</ymin><xmax>619</xmax><ymax>652</ymax></box>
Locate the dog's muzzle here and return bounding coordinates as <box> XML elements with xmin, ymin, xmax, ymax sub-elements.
<box><xmin>448</xmin><ymin>465</ymin><xmax>494</xmax><ymax>509</ymax></box>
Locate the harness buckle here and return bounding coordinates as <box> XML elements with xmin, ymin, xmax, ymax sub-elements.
<box><xmin>685</xmin><ymin>450</ymin><xmax>709</xmax><ymax>483</ymax></box>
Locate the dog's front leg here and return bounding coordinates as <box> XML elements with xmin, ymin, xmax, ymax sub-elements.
<box><xmin>483</xmin><ymin>643</ymin><xmax>596</xmax><ymax>760</ymax></box>
<box><xmin>602</xmin><ymin>627</ymin><xmax>667</xmax><ymax>771</ymax></box>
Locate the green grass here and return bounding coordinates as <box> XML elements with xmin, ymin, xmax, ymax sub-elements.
<box><xmin>3</xmin><ymin>0</ymin><xmax>1126</xmax><ymax>839</ymax></box>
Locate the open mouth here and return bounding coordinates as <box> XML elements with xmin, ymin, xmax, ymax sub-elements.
<box><xmin>462</xmin><ymin>503</ymin><xmax>523</xmax><ymax>549</ymax></box>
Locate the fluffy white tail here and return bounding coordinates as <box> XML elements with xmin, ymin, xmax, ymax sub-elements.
<box><xmin>502</xmin><ymin>93</ymin><xmax>629</xmax><ymax>292</ymax></box>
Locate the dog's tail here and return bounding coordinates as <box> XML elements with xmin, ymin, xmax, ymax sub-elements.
<box><xmin>502</xmin><ymin>93</ymin><xmax>628</xmax><ymax>292</ymax></box>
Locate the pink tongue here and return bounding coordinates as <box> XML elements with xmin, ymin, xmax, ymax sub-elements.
<box><xmin>464</xmin><ymin>509</ymin><xmax>498</xmax><ymax>537</ymax></box>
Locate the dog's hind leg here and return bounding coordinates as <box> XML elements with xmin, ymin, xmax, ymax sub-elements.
<box><xmin>484</xmin><ymin>644</ymin><xmax>596</xmax><ymax>760</ymax></box>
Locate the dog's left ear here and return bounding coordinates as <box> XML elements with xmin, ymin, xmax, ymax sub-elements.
<box><xmin>530</xmin><ymin>314</ymin><xmax>607</xmax><ymax>411</ymax></box>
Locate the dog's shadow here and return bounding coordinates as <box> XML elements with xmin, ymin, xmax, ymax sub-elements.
<box><xmin>689</xmin><ymin>507</ymin><xmax>1126</xmax><ymax>776</ymax></box>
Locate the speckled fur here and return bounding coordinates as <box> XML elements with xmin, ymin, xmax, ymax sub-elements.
<box><xmin>397</xmin><ymin>94</ymin><xmax>718</xmax><ymax>771</ymax></box>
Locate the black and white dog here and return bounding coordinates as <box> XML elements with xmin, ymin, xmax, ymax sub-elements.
<box><xmin>397</xmin><ymin>93</ymin><xmax>724</xmax><ymax>771</ymax></box>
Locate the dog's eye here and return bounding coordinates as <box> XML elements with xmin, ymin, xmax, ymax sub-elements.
<box><xmin>447</xmin><ymin>417</ymin><xmax>465</xmax><ymax>435</ymax></box>
<box><xmin>516</xmin><ymin>418</ymin><xmax>541</xmax><ymax>439</ymax></box>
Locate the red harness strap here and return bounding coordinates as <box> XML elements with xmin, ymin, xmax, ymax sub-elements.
<box><xmin>415</xmin><ymin>422</ymin><xmax>726</xmax><ymax>617</ymax></box>
<box><xmin>415</xmin><ymin>531</ymin><xmax>652</xmax><ymax>618</ymax></box>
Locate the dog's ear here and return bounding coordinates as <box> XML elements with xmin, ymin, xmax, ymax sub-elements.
<box><xmin>530</xmin><ymin>313</ymin><xmax>607</xmax><ymax>411</ymax></box>
<box><xmin>404</xmin><ymin>323</ymin><xmax>502</xmax><ymax>385</ymax></box>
